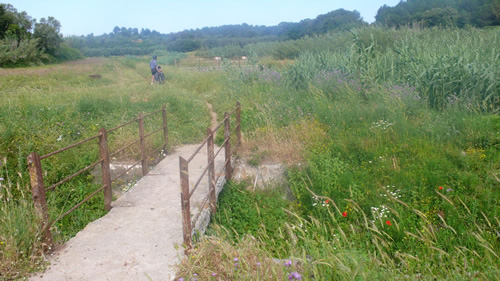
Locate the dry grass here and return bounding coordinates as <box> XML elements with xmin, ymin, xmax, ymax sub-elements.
<box><xmin>175</xmin><ymin>230</ymin><xmax>292</xmax><ymax>280</ymax></box>
<box><xmin>240</xmin><ymin>118</ymin><xmax>328</xmax><ymax>165</ymax></box>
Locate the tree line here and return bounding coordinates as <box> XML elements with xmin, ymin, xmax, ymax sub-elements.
<box><xmin>0</xmin><ymin>3</ymin><xmax>82</xmax><ymax>67</ymax></box>
<box><xmin>375</xmin><ymin>0</ymin><xmax>500</xmax><ymax>28</ymax></box>
<box><xmin>64</xmin><ymin>9</ymin><xmax>365</xmax><ymax>57</ymax></box>
<box><xmin>65</xmin><ymin>1</ymin><xmax>500</xmax><ymax>58</ymax></box>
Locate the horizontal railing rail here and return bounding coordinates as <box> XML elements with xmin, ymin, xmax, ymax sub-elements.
<box><xmin>28</xmin><ymin>105</ymin><xmax>168</xmax><ymax>251</ymax></box>
<box><xmin>179</xmin><ymin>102</ymin><xmax>241</xmax><ymax>251</ymax></box>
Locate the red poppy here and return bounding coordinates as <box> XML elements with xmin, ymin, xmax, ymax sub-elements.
<box><xmin>439</xmin><ymin>186</ymin><xmax>443</xmax><ymax>190</ymax></box>
<box><xmin>326</xmin><ymin>199</ymin><xmax>330</xmax><ymax>204</ymax></box>
<box><xmin>342</xmin><ymin>211</ymin><xmax>347</xmax><ymax>217</ymax></box>
<box><xmin>386</xmin><ymin>220</ymin><xmax>392</xmax><ymax>226</ymax></box>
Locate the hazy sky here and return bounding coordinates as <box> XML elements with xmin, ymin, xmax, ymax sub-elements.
<box><xmin>5</xmin><ymin>0</ymin><xmax>401</xmax><ymax>36</ymax></box>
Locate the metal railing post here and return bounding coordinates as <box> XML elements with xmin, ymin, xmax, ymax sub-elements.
<box><xmin>236</xmin><ymin>101</ymin><xmax>241</xmax><ymax>146</ymax></box>
<box><xmin>139</xmin><ymin>113</ymin><xmax>148</xmax><ymax>176</ymax></box>
<box><xmin>99</xmin><ymin>128</ymin><xmax>112</xmax><ymax>211</ymax></box>
<box><xmin>224</xmin><ymin>112</ymin><xmax>232</xmax><ymax>180</ymax></box>
<box><xmin>162</xmin><ymin>105</ymin><xmax>168</xmax><ymax>153</ymax></box>
<box><xmin>179</xmin><ymin>156</ymin><xmax>192</xmax><ymax>252</ymax></box>
<box><xmin>27</xmin><ymin>152</ymin><xmax>53</xmax><ymax>250</ymax></box>
<box><xmin>207</xmin><ymin>128</ymin><xmax>216</xmax><ymax>213</ymax></box>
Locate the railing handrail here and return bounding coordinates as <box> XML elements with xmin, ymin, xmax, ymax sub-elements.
<box><xmin>28</xmin><ymin>105</ymin><xmax>169</xmax><ymax>251</ymax></box>
<box><xmin>179</xmin><ymin>101</ymin><xmax>241</xmax><ymax>252</ymax></box>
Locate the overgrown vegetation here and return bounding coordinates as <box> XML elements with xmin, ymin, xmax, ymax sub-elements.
<box><xmin>210</xmin><ymin>182</ymin><xmax>291</xmax><ymax>255</ymax></box>
<box><xmin>176</xmin><ymin>26</ymin><xmax>499</xmax><ymax>280</ymax></box>
<box><xmin>1</xmin><ymin>25</ymin><xmax>499</xmax><ymax>280</ymax></box>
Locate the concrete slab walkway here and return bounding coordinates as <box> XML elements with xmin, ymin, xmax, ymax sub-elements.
<box><xmin>30</xmin><ymin>144</ymin><xmax>226</xmax><ymax>281</ymax></box>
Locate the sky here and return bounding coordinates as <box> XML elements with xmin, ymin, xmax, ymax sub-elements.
<box><xmin>5</xmin><ymin>0</ymin><xmax>401</xmax><ymax>36</ymax></box>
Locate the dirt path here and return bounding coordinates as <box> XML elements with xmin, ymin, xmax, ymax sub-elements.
<box><xmin>30</xmin><ymin>104</ymin><xmax>226</xmax><ymax>281</ymax></box>
<box><xmin>205</xmin><ymin>102</ymin><xmax>218</xmax><ymax>133</ymax></box>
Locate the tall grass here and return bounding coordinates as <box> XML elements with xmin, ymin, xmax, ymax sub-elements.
<box><xmin>176</xmin><ymin>27</ymin><xmax>499</xmax><ymax>280</ymax></box>
<box><xmin>197</xmin><ymin>26</ymin><xmax>499</xmax><ymax>112</ymax></box>
<box><xmin>280</xmin><ymin>27</ymin><xmax>499</xmax><ymax>112</ymax></box>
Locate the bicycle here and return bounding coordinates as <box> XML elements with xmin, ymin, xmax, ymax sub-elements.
<box><xmin>154</xmin><ymin>66</ymin><xmax>165</xmax><ymax>84</ymax></box>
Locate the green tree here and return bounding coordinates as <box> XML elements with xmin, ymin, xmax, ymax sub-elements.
<box><xmin>0</xmin><ymin>4</ymin><xmax>12</xmax><ymax>38</ymax></box>
<box><xmin>33</xmin><ymin>16</ymin><xmax>62</xmax><ymax>56</ymax></box>
<box><xmin>0</xmin><ymin>4</ymin><xmax>34</xmax><ymax>40</ymax></box>
<box><xmin>419</xmin><ymin>7</ymin><xmax>459</xmax><ymax>27</ymax></box>
<box><xmin>375</xmin><ymin>0</ymin><xmax>499</xmax><ymax>28</ymax></box>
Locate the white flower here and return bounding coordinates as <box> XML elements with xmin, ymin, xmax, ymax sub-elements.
<box><xmin>57</xmin><ymin>135</ymin><xmax>63</xmax><ymax>141</ymax></box>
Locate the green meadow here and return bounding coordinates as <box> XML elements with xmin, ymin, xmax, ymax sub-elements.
<box><xmin>1</xmin><ymin>27</ymin><xmax>499</xmax><ymax>280</ymax></box>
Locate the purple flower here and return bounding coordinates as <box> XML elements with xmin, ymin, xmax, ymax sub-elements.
<box><xmin>233</xmin><ymin>257</ymin><xmax>238</xmax><ymax>262</ymax></box>
<box><xmin>288</xmin><ymin>271</ymin><xmax>302</xmax><ymax>280</ymax></box>
<box><xmin>0</xmin><ymin>177</ymin><xmax>4</xmax><ymax>181</ymax></box>
<box><xmin>256</xmin><ymin>262</ymin><xmax>261</xmax><ymax>267</ymax></box>
<box><xmin>446</xmin><ymin>188</ymin><xmax>453</xmax><ymax>192</ymax></box>
<box><xmin>178</xmin><ymin>279</ymin><xmax>184</xmax><ymax>281</ymax></box>
<box><xmin>212</xmin><ymin>273</ymin><xmax>217</xmax><ymax>276</ymax></box>
<box><xmin>284</xmin><ymin>260</ymin><xmax>292</xmax><ymax>267</ymax></box>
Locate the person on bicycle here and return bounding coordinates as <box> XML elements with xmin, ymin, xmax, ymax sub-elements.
<box><xmin>150</xmin><ymin>55</ymin><xmax>158</xmax><ymax>84</ymax></box>
<box><xmin>156</xmin><ymin>65</ymin><xmax>165</xmax><ymax>83</ymax></box>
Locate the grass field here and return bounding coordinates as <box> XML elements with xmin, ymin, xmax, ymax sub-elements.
<box><xmin>1</xmin><ymin>26</ymin><xmax>499</xmax><ymax>280</ymax></box>
<box><xmin>0</xmin><ymin>56</ymin><xmax>226</xmax><ymax>278</ymax></box>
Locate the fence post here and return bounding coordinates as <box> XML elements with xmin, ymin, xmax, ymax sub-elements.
<box><xmin>236</xmin><ymin>101</ymin><xmax>241</xmax><ymax>146</ymax></box>
<box><xmin>162</xmin><ymin>105</ymin><xmax>168</xmax><ymax>154</ymax></box>
<box><xmin>224</xmin><ymin>112</ymin><xmax>232</xmax><ymax>180</ymax></box>
<box><xmin>179</xmin><ymin>156</ymin><xmax>192</xmax><ymax>252</ymax></box>
<box><xmin>139</xmin><ymin>113</ymin><xmax>148</xmax><ymax>176</ymax></box>
<box><xmin>99</xmin><ymin>128</ymin><xmax>112</xmax><ymax>211</ymax></box>
<box><xmin>27</xmin><ymin>152</ymin><xmax>53</xmax><ymax>251</ymax></box>
<box><xmin>207</xmin><ymin>128</ymin><xmax>216</xmax><ymax>213</ymax></box>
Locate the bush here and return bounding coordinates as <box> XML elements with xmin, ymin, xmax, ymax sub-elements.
<box><xmin>54</xmin><ymin>44</ymin><xmax>84</xmax><ymax>62</ymax></box>
<box><xmin>0</xmin><ymin>37</ymin><xmax>48</xmax><ymax>67</ymax></box>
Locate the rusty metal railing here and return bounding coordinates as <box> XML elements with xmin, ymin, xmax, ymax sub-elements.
<box><xmin>179</xmin><ymin>102</ymin><xmax>241</xmax><ymax>251</ymax></box>
<box><xmin>28</xmin><ymin>105</ymin><xmax>168</xmax><ymax>250</ymax></box>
